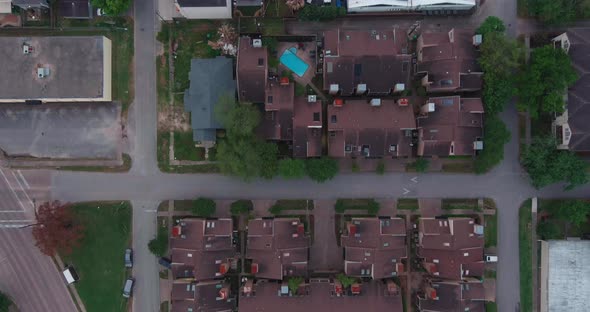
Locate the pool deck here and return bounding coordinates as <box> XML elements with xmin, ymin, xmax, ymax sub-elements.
<box><xmin>277</xmin><ymin>42</ymin><xmax>317</xmax><ymax>87</ymax></box>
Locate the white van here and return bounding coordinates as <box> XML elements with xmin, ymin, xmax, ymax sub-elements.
<box><xmin>62</xmin><ymin>267</ymin><xmax>79</xmax><ymax>285</ymax></box>
<box><xmin>485</xmin><ymin>255</ymin><xmax>498</xmax><ymax>263</ymax></box>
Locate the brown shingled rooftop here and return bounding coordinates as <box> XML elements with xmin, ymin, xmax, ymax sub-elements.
<box><xmin>257</xmin><ymin>80</ymin><xmax>294</xmax><ymax>141</ymax></box>
<box><xmin>293</xmin><ymin>95</ymin><xmax>323</xmax><ymax>158</ymax></box>
<box><xmin>416</xmin><ymin>29</ymin><xmax>483</xmax><ymax>93</ymax></box>
<box><xmin>323</xmin><ymin>29</ymin><xmax>411</xmax><ymax>95</ymax></box>
<box><xmin>417</xmin><ymin>218</ymin><xmax>484</xmax><ymax>280</ymax></box>
<box><xmin>328</xmin><ymin>99</ymin><xmax>416</xmax><ymax>158</ymax></box>
<box><xmin>417</xmin><ymin>96</ymin><xmax>484</xmax><ymax>157</ymax></box>
<box><xmin>417</xmin><ymin>280</ymin><xmax>485</xmax><ymax>312</ymax></box>
<box><xmin>239</xmin><ymin>279</ymin><xmax>403</xmax><ymax>312</ymax></box>
<box><xmin>169</xmin><ymin>218</ymin><xmax>236</xmax><ymax>281</ymax></box>
<box><xmin>341</xmin><ymin>217</ymin><xmax>407</xmax><ymax>279</ymax></box>
<box><xmin>237</xmin><ymin>36</ymin><xmax>268</xmax><ymax>103</ymax></box>
<box><xmin>246</xmin><ymin>218</ymin><xmax>311</xmax><ymax>280</ymax></box>
<box><xmin>171</xmin><ymin>280</ymin><xmax>236</xmax><ymax>312</ymax></box>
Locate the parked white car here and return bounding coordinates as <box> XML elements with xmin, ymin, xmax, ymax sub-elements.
<box><xmin>485</xmin><ymin>255</ymin><xmax>498</xmax><ymax>263</ymax></box>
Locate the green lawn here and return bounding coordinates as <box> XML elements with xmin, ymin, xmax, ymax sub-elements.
<box><xmin>62</xmin><ymin>202</ymin><xmax>132</xmax><ymax>312</ymax></box>
<box><xmin>441</xmin><ymin>161</ymin><xmax>475</xmax><ymax>173</ymax></box>
<box><xmin>519</xmin><ymin>200</ymin><xmax>533</xmax><ymax>312</ymax></box>
<box><xmin>335</xmin><ymin>199</ymin><xmax>380</xmax><ymax>214</ymax></box>
<box><xmin>485</xmin><ymin>212</ymin><xmax>498</xmax><ymax>248</ymax></box>
<box><xmin>158</xmin><ymin>131</ymin><xmax>220</xmax><ymax>173</ymax></box>
<box><xmin>485</xmin><ymin>302</ymin><xmax>498</xmax><ymax>312</ymax></box>
<box><xmin>397</xmin><ymin>198</ymin><xmax>419</xmax><ymax>211</ymax></box>
<box><xmin>274</xmin><ymin>200</ymin><xmax>313</xmax><ymax>210</ymax></box>
<box><xmin>58</xmin><ymin>154</ymin><xmax>132</xmax><ymax>172</ymax></box>
<box><xmin>173</xmin><ymin>132</ymin><xmax>205</xmax><ymax>161</ymax></box>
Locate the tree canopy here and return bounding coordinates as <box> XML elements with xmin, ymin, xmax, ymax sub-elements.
<box><xmin>548</xmin><ymin>200</ymin><xmax>590</xmax><ymax>227</ymax></box>
<box><xmin>476</xmin><ymin>16</ymin><xmax>506</xmax><ymax>35</ymax></box>
<box><xmin>278</xmin><ymin>158</ymin><xmax>307</xmax><ymax>179</ymax></box>
<box><xmin>32</xmin><ymin>201</ymin><xmax>84</xmax><ymax>256</ymax></box>
<box><xmin>298</xmin><ymin>5</ymin><xmax>346</xmax><ymax>21</ymax></box>
<box><xmin>521</xmin><ymin>136</ymin><xmax>589</xmax><ymax>190</ymax></box>
<box><xmin>517</xmin><ymin>46</ymin><xmax>577</xmax><ymax>118</ymax></box>
<box><xmin>90</xmin><ymin>0</ymin><xmax>131</xmax><ymax>16</ymax></box>
<box><xmin>0</xmin><ymin>292</ymin><xmax>13</xmax><ymax>312</ymax></box>
<box><xmin>230</xmin><ymin>200</ymin><xmax>253</xmax><ymax>215</ymax></box>
<box><xmin>214</xmin><ymin>95</ymin><xmax>278</xmax><ymax>180</ymax></box>
<box><xmin>191</xmin><ymin>198</ymin><xmax>217</xmax><ymax>217</ymax></box>
<box><xmin>528</xmin><ymin>0</ymin><xmax>590</xmax><ymax>25</ymax></box>
<box><xmin>477</xmin><ymin>19</ymin><xmax>523</xmax><ymax>115</ymax></box>
<box><xmin>305</xmin><ymin>157</ymin><xmax>338</xmax><ymax>183</ymax></box>
<box><xmin>536</xmin><ymin>221</ymin><xmax>562</xmax><ymax>240</ymax></box>
<box><xmin>474</xmin><ymin>116</ymin><xmax>511</xmax><ymax>174</ymax></box>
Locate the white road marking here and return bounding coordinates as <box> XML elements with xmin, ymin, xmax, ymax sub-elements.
<box><xmin>0</xmin><ymin>169</ymin><xmax>26</xmax><ymax>212</ymax></box>
<box><xmin>17</xmin><ymin>170</ymin><xmax>31</xmax><ymax>189</ymax></box>
<box><xmin>144</xmin><ymin>209</ymin><xmax>157</xmax><ymax>213</ymax></box>
<box><xmin>402</xmin><ymin>188</ymin><xmax>411</xmax><ymax>195</ymax></box>
<box><xmin>411</xmin><ymin>176</ymin><xmax>418</xmax><ymax>183</ymax></box>
<box><xmin>11</xmin><ymin>171</ymin><xmax>34</xmax><ymax>211</ymax></box>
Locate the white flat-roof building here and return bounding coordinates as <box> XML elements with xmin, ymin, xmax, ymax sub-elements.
<box><xmin>539</xmin><ymin>240</ymin><xmax>590</xmax><ymax>312</ymax></box>
<box><xmin>347</xmin><ymin>0</ymin><xmax>476</xmax><ymax>13</ymax></box>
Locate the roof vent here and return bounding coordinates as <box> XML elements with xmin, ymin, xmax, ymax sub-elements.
<box><xmin>394</xmin><ymin>83</ymin><xmax>405</xmax><ymax>92</ymax></box>
<box><xmin>23</xmin><ymin>44</ymin><xmax>32</xmax><ymax>54</ymax></box>
<box><xmin>37</xmin><ymin>67</ymin><xmax>50</xmax><ymax>79</ymax></box>
<box><xmin>308</xmin><ymin>95</ymin><xmax>317</xmax><ymax>103</ymax></box>
<box><xmin>252</xmin><ymin>39</ymin><xmax>262</xmax><ymax>48</ymax></box>
<box><xmin>370</xmin><ymin>98</ymin><xmax>381</xmax><ymax>107</ymax></box>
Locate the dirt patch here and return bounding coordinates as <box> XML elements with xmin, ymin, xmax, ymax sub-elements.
<box><xmin>158</xmin><ymin>106</ymin><xmax>190</xmax><ymax>132</ymax></box>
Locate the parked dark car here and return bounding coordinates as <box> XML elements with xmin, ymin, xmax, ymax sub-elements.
<box><xmin>159</xmin><ymin>257</ymin><xmax>172</xmax><ymax>269</ymax></box>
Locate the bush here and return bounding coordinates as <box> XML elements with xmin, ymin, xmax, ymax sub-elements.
<box><xmin>474</xmin><ymin>116</ymin><xmax>511</xmax><ymax>174</ymax></box>
<box><xmin>230</xmin><ymin>200</ymin><xmax>253</xmax><ymax>216</ymax></box>
<box><xmin>376</xmin><ymin>161</ymin><xmax>386</xmax><ymax>175</ymax></box>
<box><xmin>413</xmin><ymin>158</ymin><xmax>429</xmax><ymax>172</ymax></box>
<box><xmin>269</xmin><ymin>204</ymin><xmax>283</xmax><ymax>215</ymax></box>
<box><xmin>278</xmin><ymin>159</ymin><xmax>306</xmax><ymax>179</ymax></box>
<box><xmin>306</xmin><ymin>157</ymin><xmax>339</xmax><ymax>183</ymax></box>
<box><xmin>0</xmin><ymin>292</ymin><xmax>13</xmax><ymax>311</ymax></box>
<box><xmin>367</xmin><ymin>199</ymin><xmax>380</xmax><ymax>215</ymax></box>
<box><xmin>351</xmin><ymin>160</ymin><xmax>360</xmax><ymax>172</ymax></box>
<box><xmin>336</xmin><ymin>274</ymin><xmax>356</xmax><ymax>288</ymax></box>
<box><xmin>191</xmin><ymin>198</ymin><xmax>216</xmax><ymax>217</ymax></box>
<box><xmin>536</xmin><ymin>221</ymin><xmax>562</xmax><ymax>240</ymax></box>
<box><xmin>335</xmin><ymin>200</ymin><xmax>346</xmax><ymax>213</ymax></box>
<box><xmin>298</xmin><ymin>5</ymin><xmax>346</xmax><ymax>21</ymax></box>
<box><xmin>148</xmin><ymin>232</ymin><xmax>168</xmax><ymax>257</ymax></box>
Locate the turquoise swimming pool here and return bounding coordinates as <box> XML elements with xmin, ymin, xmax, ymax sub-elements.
<box><xmin>280</xmin><ymin>47</ymin><xmax>309</xmax><ymax>77</ymax></box>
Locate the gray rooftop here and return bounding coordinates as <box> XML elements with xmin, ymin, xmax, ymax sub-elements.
<box><xmin>184</xmin><ymin>56</ymin><xmax>235</xmax><ymax>143</ymax></box>
<box><xmin>546</xmin><ymin>240</ymin><xmax>590</xmax><ymax>312</ymax></box>
<box><xmin>0</xmin><ymin>36</ymin><xmax>108</xmax><ymax>101</ymax></box>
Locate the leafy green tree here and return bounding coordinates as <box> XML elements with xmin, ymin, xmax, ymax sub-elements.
<box><xmin>550</xmin><ymin>200</ymin><xmax>590</xmax><ymax>227</ymax></box>
<box><xmin>306</xmin><ymin>157</ymin><xmax>338</xmax><ymax>183</ymax></box>
<box><xmin>288</xmin><ymin>277</ymin><xmax>304</xmax><ymax>295</ymax></box>
<box><xmin>215</xmin><ymin>95</ymin><xmax>260</xmax><ymax>137</ymax></box>
<box><xmin>521</xmin><ymin>137</ymin><xmax>589</xmax><ymax>190</ymax></box>
<box><xmin>269</xmin><ymin>204</ymin><xmax>283</xmax><ymax>215</ymax></box>
<box><xmin>278</xmin><ymin>159</ymin><xmax>307</xmax><ymax>179</ymax></box>
<box><xmin>336</xmin><ymin>274</ymin><xmax>356</xmax><ymax>289</ymax></box>
<box><xmin>230</xmin><ymin>200</ymin><xmax>253</xmax><ymax>216</ymax></box>
<box><xmin>148</xmin><ymin>226</ymin><xmax>168</xmax><ymax>257</ymax></box>
<box><xmin>257</xmin><ymin>142</ymin><xmax>279</xmax><ymax>179</ymax></box>
<box><xmin>91</xmin><ymin>0</ymin><xmax>131</xmax><ymax>15</ymax></box>
<box><xmin>367</xmin><ymin>199</ymin><xmax>380</xmax><ymax>215</ymax></box>
<box><xmin>530</xmin><ymin>0</ymin><xmax>577</xmax><ymax>25</ymax></box>
<box><xmin>476</xmin><ymin>16</ymin><xmax>506</xmax><ymax>35</ymax></box>
<box><xmin>376</xmin><ymin>160</ymin><xmax>386</xmax><ymax>175</ymax></box>
<box><xmin>474</xmin><ymin>116</ymin><xmax>511</xmax><ymax>174</ymax></box>
<box><xmin>0</xmin><ymin>292</ymin><xmax>13</xmax><ymax>311</ymax></box>
<box><xmin>298</xmin><ymin>5</ymin><xmax>346</xmax><ymax>21</ymax></box>
<box><xmin>536</xmin><ymin>221</ymin><xmax>562</xmax><ymax>240</ymax></box>
<box><xmin>413</xmin><ymin>158</ymin><xmax>429</xmax><ymax>173</ymax></box>
<box><xmin>478</xmin><ymin>31</ymin><xmax>523</xmax><ymax>114</ymax></box>
<box><xmin>191</xmin><ymin>198</ymin><xmax>216</xmax><ymax>217</ymax></box>
<box><xmin>335</xmin><ymin>200</ymin><xmax>346</xmax><ymax>213</ymax></box>
<box><xmin>217</xmin><ymin>136</ymin><xmax>264</xmax><ymax>180</ymax></box>
<box><xmin>517</xmin><ymin>46</ymin><xmax>577</xmax><ymax>118</ymax></box>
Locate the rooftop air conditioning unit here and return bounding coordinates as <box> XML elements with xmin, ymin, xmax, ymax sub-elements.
<box><xmin>37</xmin><ymin>67</ymin><xmax>49</xmax><ymax>79</ymax></box>
<box><xmin>252</xmin><ymin>39</ymin><xmax>262</xmax><ymax>48</ymax></box>
<box><xmin>473</xmin><ymin>141</ymin><xmax>484</xmax><ymax>151</ymax></box>
<box><xmin>421</xmin><ymin>102</ymin><xmax>435</xmax><ymax>114</ymax></box>
<box><xmin>473</xmin><ymin>34</ymin><xmax>482</xmax><ymax>47</ymax></box>
<box><xmin>308</xmin><ymin>95</ymin><xmax>317</xmax><ymax>103</ymax></box>
<box><xmin>23</xmin><ymin>44</ymin><xmax>31</xmax><ymax>54</ymax></box>
<box><xmin>370</xmin><ymin>99</ymin><xmax>381</xmax><ymax>107</ymax></box>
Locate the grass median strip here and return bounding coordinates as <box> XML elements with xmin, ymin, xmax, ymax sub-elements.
<box><xmin>519</xmin><ymin>200</ymin><xmax>533</xmax><ymax>312</ymax></box>
<box><xmin>63</xmin><ymin>202</ymin><xmax>132</xmax><ymax>312</ymax></box>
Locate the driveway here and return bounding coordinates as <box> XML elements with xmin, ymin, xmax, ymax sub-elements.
<box><xmin>0</xmin><ymin>103</ymin><xmax>121</xmax><ymax>159</ymax></box>
<box><xmin>309</xmin><ymin>200</ymin><xmax>343</xmax><ymax>272</ymax></box>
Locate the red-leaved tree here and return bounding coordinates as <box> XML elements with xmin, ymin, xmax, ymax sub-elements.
<box><xmin>32</xmin><ymin>201</ymin><xmax>84</xmax><ymax>256</ymax></box>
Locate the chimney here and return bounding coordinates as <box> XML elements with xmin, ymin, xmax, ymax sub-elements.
<box><xmin>218</xmin><ymin>286</ymin><xmax>230</xmax><ymax>300</ymax></box>
<box><xmin>334</xmin><ymin>280</ymin><xmax>343</xmax><ymax>295</ymax></box>
<box><xmin>448</xmin><ymin>29</ymin><xmax>455</xmax><ymax>43</ymax></box>
<box><xmin>386</xmin><ymin>280</ymin><xmax>399</xmax><ymax>296</ymax></box>
<box><xmin>396</xmin><ymin>263</ymin><xmax>404</xmax><ymax>273</ymax></box>
<box><xmin>280</xmin><ymin>77</ymin><xmax>290</xmax><ymax>85</ymax></box>
<box><xmin>251</xmin><ymin>263</ymin><xmax>259</xmax><ymax>274</ymax></box>
<box><xmin>398</xmin><ymin>98</ymin><xmax>409</xmax><ymax>106</ymax></box>
<box><xmin>426</xmin><ymin>286</ymin><xmax>438</xmax><ymax>300</ymax></box>
<box><xmin>347</xmin><ymin>223</ymin><xmax>357</xmax><ymax>235</ymax></box>
<box><xmin>421</xmin><ymin>102</ymin><xmax>435</xmax><ymax>114</ymax></box>
<box><xmin>219</xmin><ymin>262</ymin><xmax>229</xmax><ymax>275</ymax></box>
<box><xmin>297</xmin><ymin>223</ymin><xmax>305</xmax><ymax>235</ymax></box>
<box><xmin>171</xmin><ymin>225</ymin><xmax>182</xmax><ymax>238</ymax></box>
<box><xmin>242</xmin><ymin>280</ymin><xmax>254</xmax><ymax>296</ymax></box>
<box><xmin>351</xmin><ymin>283</ymin><xmax>361</xmax><ymax>295</ymax></box>
<box><xmin>334</xmin><ymin>98</ymin><xmax>343</xmax><ymax>107</ymax></box>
